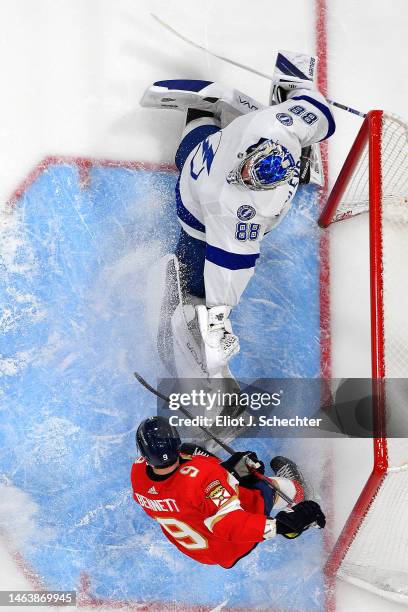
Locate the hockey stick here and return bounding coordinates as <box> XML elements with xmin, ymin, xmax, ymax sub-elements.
<box><xmin>133</xmin><ymin>371</ymin><xmax>294</xmax><ymax>506</ymax></box>
<box><xmin>134</xmin><ymin>371</ymin><xmax>235</xmax><ymax>455</ymax></box>
<box><xmin>151</xmin><ymin>13</ymin><xmax>367</xmax><ymax>119</ymax></box>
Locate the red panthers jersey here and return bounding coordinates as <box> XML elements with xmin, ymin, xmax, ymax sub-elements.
<box><xmin>130</xmin><ymin>448</ymin><xmax>267</xmax><ymax>568</ymax></box>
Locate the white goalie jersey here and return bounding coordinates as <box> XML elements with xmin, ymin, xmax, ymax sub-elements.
<box><xmin>177</xmin><ymin>89</ymin><xmax>335</xmax><ymax>307</ymax></box>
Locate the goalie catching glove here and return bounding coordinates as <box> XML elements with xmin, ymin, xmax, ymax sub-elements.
<box><xmin>196</xmin><ymin>305</ymin><xmax>240</xmax><ymax>376</ymax></box>
<box><xmin>271</xmin><ymin>77</ymin><xmax>314</xmax><ymax>104</ymax></box>
<box><xmin>270</xmin><ymin>51</ymin><xmax>317</xmax><ymax>105</ymax></box>
<box><xmin>264</xmin><ymin>500</ymin><xmax>326</xmax><ymax>540</ymax></box>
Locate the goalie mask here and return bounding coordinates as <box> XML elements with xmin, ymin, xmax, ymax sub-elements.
<box><xmin>226</xmin><ymin>139</ymin><xmax>296</xmax><ymax>191</ymax></box>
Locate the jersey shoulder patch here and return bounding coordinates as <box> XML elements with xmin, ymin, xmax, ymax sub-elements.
<box><xmin>205</xmin><ymin>479</ymin><xmax>233</xmax><ymax>508</ymax></box>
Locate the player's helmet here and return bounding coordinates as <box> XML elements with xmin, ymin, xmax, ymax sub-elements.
<box><xmin>226</xmin><ymin>139</ymin><xmax>296</xmax><ymax>191</ymax></box>
<box><xmin>136</xmin><ymin>416</ymin><xmax>181</xmax><ymax>468</ymax></box>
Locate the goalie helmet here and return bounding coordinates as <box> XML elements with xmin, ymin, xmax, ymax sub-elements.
<box><xmin>226</xmin><ymin>139</ymin><xmax>296</xmax><ymax>191</ymax></box>
<box><xmin>136</xmin><ymin>416</ymin><xmax>181</xmax><ymax>468</ymax></box>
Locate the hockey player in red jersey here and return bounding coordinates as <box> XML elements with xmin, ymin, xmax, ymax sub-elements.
<box><xmin>131</xmin><ymin>417</ymin><xmax>325</xmax><ymax>569</ymax></box>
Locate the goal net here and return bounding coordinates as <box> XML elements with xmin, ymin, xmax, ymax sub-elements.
<box><xmin>319</xmin><ymin>110</ymin><xmax>408</xmax><ymax>604</ymax></box>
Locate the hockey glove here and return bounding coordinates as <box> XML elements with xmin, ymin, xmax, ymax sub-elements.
<box><xmin>196</xmin><ymin>305</ymin><xmax>240</xmax><ymax>376</ymax></box>
<box><xmin>275</xmin><ymin>500</ymin><xmax>326</xmax><ymax>539</ymax></box>
<box><xmin>271</xmin><ymin>76</ymin><xmax>315</xmax><ymax>105</ymax></box>
<box><xmin>221</xmin><ymin>451</ymin><xmax>265</xmax><ymax>486</ymax></box>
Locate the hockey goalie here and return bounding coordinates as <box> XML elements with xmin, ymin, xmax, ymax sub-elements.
<box><xmin>141</xmin><ymin>50</ymin><xmax>335</xmax><ymax>382</ymax></box>
<box><xmin>131</xmin><ymin>417</ymin><xmax>326</xmax><ymax>568</ymax></box>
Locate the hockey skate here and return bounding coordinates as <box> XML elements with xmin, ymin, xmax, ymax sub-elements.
<box><xmin>270</xmin><ymin>456</ymin><xmax>312</xmax><ymax>501</ymax></box>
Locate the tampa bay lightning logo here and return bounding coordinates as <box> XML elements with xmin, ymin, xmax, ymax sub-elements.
<box><xmin>276</xmin><ymin>113</ymin><xmax>293</xmax><ymax>126</ymax></box>
<box><xmin>190</xmin><ymin>131</ymin><xmax>222</xmax><ymax>180</ymax></box>
<box><xmin>237</xmin><ymin>205</ymin><xmax>256</xmax><ymax>221</ymax></box>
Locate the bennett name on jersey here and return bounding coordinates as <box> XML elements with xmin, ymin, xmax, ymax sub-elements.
<box><xmin>131</xmin><ymin>417</ymin><xmax>325</xmax><ymax>569</ymax></box>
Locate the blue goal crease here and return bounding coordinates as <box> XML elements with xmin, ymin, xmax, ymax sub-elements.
<box><xmin>0</xmin><ymin>163</ymin><xmax>325</xmax><ymax>610</ymax></box>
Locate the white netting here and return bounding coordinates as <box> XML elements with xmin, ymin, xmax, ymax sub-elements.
<box><xmin>330</xmin><ymin>113</ymin><xmax>408</xmax><ymax>602</ymax></box>
<box><xmin>338</xmin><ymin>464</ymin><xmax>408</xmax><ymax>604</ymax></box>
<box><xmin>382</xmin><ymin>200</ymin><xmax>408</xmax><ymax>379</ymax></box>
<box><xmin>332</xmin><ymin>113</ymin><xmax>408</xmax><ymax>222</ymax></box>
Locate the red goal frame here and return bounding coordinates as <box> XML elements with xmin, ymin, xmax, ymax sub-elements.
<box><xmin>318</xmin><ymin>110</ymin><xmax>389</xmax><ymax>577</ymax></box>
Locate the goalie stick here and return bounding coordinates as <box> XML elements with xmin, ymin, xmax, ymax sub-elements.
<box><xmin>151</xmin><ymin>13</ymin><xmax>367</xmax><ymax>119</ymax></box>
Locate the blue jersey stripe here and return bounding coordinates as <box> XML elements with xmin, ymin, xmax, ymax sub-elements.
<box><xmin>276</xmin><ymin>53</ymin><xmax>311</xmax><ymax>81</ymax></box>
<box><xmin>291</xmin><ymin>95</ymin><xmax>336</xmax><ymax>140</ymax></box>
<box><xmin>175</xmin><ymin>180</ymin><xmax>206</xmax><ymax>234</ymax></box>
<box><xmin>206</xmin><ymin>244</ymin><xmax>259</xmax><ymax>270</ymax></box>
<box><xmin>153</xmin><ymin>79</ymin><xmax>213</xmax><ymax>92</ymax></box>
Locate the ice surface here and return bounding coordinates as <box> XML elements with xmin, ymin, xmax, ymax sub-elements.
<box><xmin>0</xmin><ymin>0</ymin><xmax>407</xmax><ymax>610</ymax></box>
<box><xmin>0</xmin><ymin>160</ymin><xmax>327</xmax><ymax>609</ymax></box>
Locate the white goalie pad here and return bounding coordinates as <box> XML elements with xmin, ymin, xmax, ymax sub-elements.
<box><xmin>270</xmin><ymin>49</ymin><xmax>324</xmax><ymax>188</ymax></box>
<box><xmin>145</xmin><ymin>253</ymin><xmax>209</xmax><ymax>379</ymax></box>
<box><xmin>140</xmin><ymin>80</ymin><xmax>264</xmax><ymax>127</ymax></box>
<box><xmin>145</xmin><ymin>253</ymin><xmax>240</xmax><ymax>385</ymax></box>
<box><xmin>145</xmin><ymin>253</ymin><xmax>243</xmax><ymax>446</ymax></box>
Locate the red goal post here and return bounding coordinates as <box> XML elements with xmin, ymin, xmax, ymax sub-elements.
<box><xmin>319</xmin><ymin>110</ymin><xmax>408</xmax><ymax>603</ymax></box>
<box><xmin>320</xmin><ymin>111</ymin><xmax>387</xmax><ymax>386</ymax></box>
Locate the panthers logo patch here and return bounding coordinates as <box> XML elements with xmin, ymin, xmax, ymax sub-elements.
<box><xmin>205</xmin><ymin>481</ymin><xmax>232</xmax><ymax>508</ymax></box>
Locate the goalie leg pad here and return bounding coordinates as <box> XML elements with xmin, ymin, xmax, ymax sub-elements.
<box><xmin>140</xmin><ymin>79</ymin><xmax>265</xmax><ymax>127</ymax></box>
<box><xmin>140</xmin><ymin>79</ymin><xmax>217</xmax><ymax>111</ymax></box>
<box><xmin>145</xmin><ymin>254</ymin><xmax>208</xmax><ymax>378</ymax></box>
